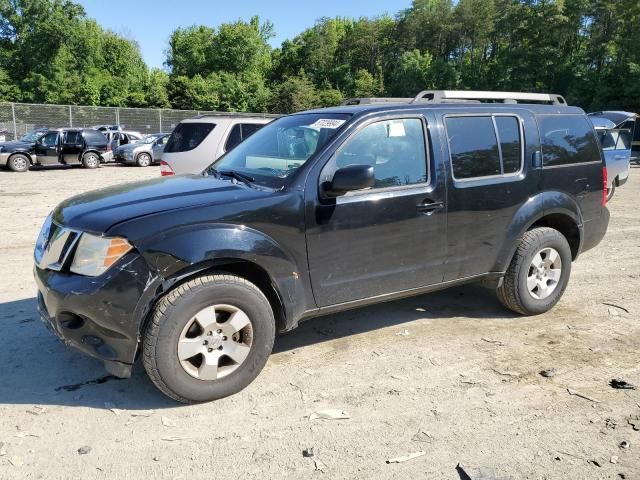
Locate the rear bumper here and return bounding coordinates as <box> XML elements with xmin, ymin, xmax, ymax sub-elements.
<box><xmin>34</xmin><ymin>253</ymin><xmax>162</xmax><ymax>377</ymax></box>
<box><xmin>617</xmin><ymin>175</ymin><xmax>628</xmax><ymax>187</ymax></box>
<box><xmin>581</xmin><ymin>207</ymin><xmax>610</xmax><ymax>255</ymax></box>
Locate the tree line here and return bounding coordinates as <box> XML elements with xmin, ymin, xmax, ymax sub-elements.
<box><xmin>1</xmin><ymin>0</ymin><xmax>638</xmax><ymax>114</ymax></box>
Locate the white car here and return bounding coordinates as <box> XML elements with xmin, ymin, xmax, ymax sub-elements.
<box><xmin>160</xmin><ymin>115</ymin><xmax>276</xmax><ymax>176</ymax></box>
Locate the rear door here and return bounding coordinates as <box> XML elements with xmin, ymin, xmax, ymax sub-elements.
<box><xmin>440</xmin><ymin>110</ymin><xmax>539</xmax><ymax>280</ymax></box>
<box><xmin>305</xmin><ymin>114</ymin><xmax>448</xmax><ymax>307</ymax></box>
<box><xmin>61</xmin><ymin>131</ymin><xmax>84</xmax><ymax>164</ymax></box>
<box><xmin>34</xmin><ymin>131</ymin><xmax>61</xmax><ymax>165</ymax></box>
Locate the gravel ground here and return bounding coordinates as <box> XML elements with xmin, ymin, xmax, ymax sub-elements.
<box><xmin>0</xmin><ymin>163</ymin><xmax>638</xmax><ymax>479</ymax></box>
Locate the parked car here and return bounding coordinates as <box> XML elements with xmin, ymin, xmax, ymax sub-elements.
<box><xmin>33</xmin><ymin>90</ymin><xmax>610</xmax><ymax>403</ymax></box>
<box><xmin>1</xmin><ymin>128</ymin><xmax>108</xmax><ymax>172</ymax></box>
<box><xmin>114</xmin><ymin>133</ymin><xmax>169</xmax><ymax>167</ymax></box>
<box><xmin>590</xmin><ymin>116</ymin><xmax>631</xmax><ymax>200</ymax></box>
<box><xmin>160</xmin><ymin>114</ymin><xmax>276</xmax><ymax>176</ymax></box>
<box><xmin>0</xmin><ymin>128</ymin><xmax>50</xmax><ymax>171</ymax></box>
<box><xmin>101</xmin><ymin>130</ymin><xmax>143</xmax><ymax>162</ymax></box>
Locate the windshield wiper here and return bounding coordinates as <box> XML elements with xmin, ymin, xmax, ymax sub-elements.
<box><xmin>209</xmin><ymin>168</ymin><xmax>255</xmax><ymax>187</ymax></box>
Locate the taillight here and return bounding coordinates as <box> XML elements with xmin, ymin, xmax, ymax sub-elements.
<box><xmin>602</xmin><ymin>166</ymin><xmax>608</xmax><ymax>206</ymax></box>
<box><xmin>160</xmin><ymin>161</ymin><xmax>174</xmax><ymax>177</ymax></box>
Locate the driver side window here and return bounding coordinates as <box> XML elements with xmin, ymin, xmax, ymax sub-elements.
<box><xmin>333</xmin><ymin>118</ymin><xmax>428</xmax><ymax>189</ymax></box>
<box><xmin>40</xmin><ymin>132</ymin><xmax>59</xmax><ymax>148</ymax></box>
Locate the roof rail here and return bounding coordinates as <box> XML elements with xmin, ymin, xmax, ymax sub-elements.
<box><xmin>342</xmin><ymin>97</ymin><xmax>412</xmax><ymax>106</ymax></box>
<box><xmin>411</xmin><ymin>90</ymin><xmax>567</xmax><ymax>105</ymax></box>
<box><xmin>193</xmin><ymin>112</ymin><xmax>281</xmax><ymax>119</ymax></box>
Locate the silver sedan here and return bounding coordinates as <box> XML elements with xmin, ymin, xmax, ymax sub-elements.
<box><xmin>114</xmin><ymin>134</ymin><xmax>169</xmax><ymax>167</ymax></box>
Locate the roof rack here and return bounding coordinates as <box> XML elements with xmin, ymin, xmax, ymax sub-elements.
<box><xmin>411</xmin><ymin>90</ymin><xmax>567</xmax><ymax>105</ymax></box>
<box><xmin>342</xmin><ymin>97</ymin><xmax>412</xmax><ymax>106</ymax></box>
<box><xmin>193</xmin><ymin>112</ymin><xmax>281</xmax><ymax>119</ymax></box>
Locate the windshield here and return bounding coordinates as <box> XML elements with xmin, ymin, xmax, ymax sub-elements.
<box><xmin>20</xmin><ymin>131</ymin><xmax>45</xmax><ymax>142</ymax></box>
<box><xmin>207</xmin><ymin>113</ymin><xmax>350</xmax><ymax>188</ymax></box>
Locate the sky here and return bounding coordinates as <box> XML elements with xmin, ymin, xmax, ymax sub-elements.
<box><xmin>78</xmin><ymin>0</ymin><xmax>413</xmax><ymax>69</ymax></box>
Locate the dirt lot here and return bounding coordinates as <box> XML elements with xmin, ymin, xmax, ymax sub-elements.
<box><xmin>0</xmin><ymin>163</ymin><xmax>638</xmax><ymax>479</ymax></box>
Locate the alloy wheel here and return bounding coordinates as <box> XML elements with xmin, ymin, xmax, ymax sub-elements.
<box><xmin>527</xmin><ymin>247</ymin><xmax>562</xmax><ymax>300</ymax></box>
<box><xmin>177</xmin><ymin>304</ymin><xmax>254</xmax><ymax>381</ymax></box>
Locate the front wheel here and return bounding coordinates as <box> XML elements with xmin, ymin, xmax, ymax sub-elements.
<box><xmin>136</xmin><ymin>153</ymin><xmax>152</xmax><ymax>167</ymax></box>
<box><xmin>143</xmin><ymin>274</ymin><xmax>275</xmax><ymax>404</ymax></box>
<box><xmin>7</xmin><ymin>154</ymin><xmax>30</xmax><ymax>172</ymax></box>
<box><xmin>82</xmin><ymin>152</ymin><xmax>100</xmax><ymax>169</ymax></box>
<box><xmin>497</xmin><ymin>227</ymin><xmax>572</xmax><ymax>315</ymax></box>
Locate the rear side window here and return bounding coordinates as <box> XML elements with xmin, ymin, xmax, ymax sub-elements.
<box><xmin>165</xmin><ymin>123</ymin><xmax>215</xmax><ymax>153</ymax></box>
<box><xmin>224</xmin><ymin>123</ymin><xmax>265</xmax><ymax>152</ymax></box>
<box><xmin>83</xmin><ymin>130</ymin><xmax>107</xmax><ymax>144</ymax></box>
<box><xmin>445</xmin><ymin>115</ymin><xmax>523</xmax><ymax>180</ymax></box>
<box><xmin>224</xmin><ymin>124</ymin><xmax>242</xmax><ymax>152</ymax></box>
<box><xmin>446</xmin><ymin>116</ymin><xmax>500</xmax><ymax>179</ymax></box>
<box><xmin>63</xmin><ymin>131</ymin><xmax>82</xmax><ymax>145</ymax></box>
<box><xmin>241</xmin><ymin>123</ymin><xmax>263</xmax><ymax>139</ymax></box>
<box><xmin>495</xmin><ymin>116</ymin><xmax>522</xmax><ymax>174</ymax></box>
<box><xmin>539</xmin><ymin>115</ymin><xmax>601</xmax><ymax>166</ymax></box>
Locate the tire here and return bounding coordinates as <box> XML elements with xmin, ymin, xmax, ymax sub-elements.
<box><xmin>143</xmin><ymin>274</ymin><xmax>275</xmax><ymax>404</ymax></box>
<box><xmin>136</xmin><ymin>152</ymin><xmax>152</xmax><ymax>167</ymax></box>
<box><xmin>82</xmin><ymin>152</ymin><xmax>100</xmax><ymax>169</ymax></box>
<box><xmin>606</xmin><ymin>180</ymin><xmax>616</xmax><ymax>202</ymax></box>
<box><xmin>497</xmin><ymin>227</ymin><xmax>572</xmax><ymax>316</ymax></box>
<box><xmin>7</xmin><ymin>153</ymin><xmax>30</xmax><ymax>172</ymax></box>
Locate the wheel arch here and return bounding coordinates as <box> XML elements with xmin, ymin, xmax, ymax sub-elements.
<box><xmin>128</xmin><ymin>223</ymin><xmax>312</xmax><ymax>335</ymax></box>
<box><xmin>9</xmin><ymin>151</ymin><xmax>34</xmax><ymax>164</ymax></box>
<box><xmin>493</xmin><ymin>192</ymin><xmax>583</xmax><ymax>272</ymax></box>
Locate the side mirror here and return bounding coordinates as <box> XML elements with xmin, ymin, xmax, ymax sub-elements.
<box><xmin>325</xmin><ymin>164</ymin><xmax>374</xmax><ymax>196</ymax></box>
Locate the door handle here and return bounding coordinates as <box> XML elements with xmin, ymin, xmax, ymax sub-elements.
<box><xmin>416</xmin><ymin>200</ymin><xmax>444</xmax><ymax>215</ymax></box>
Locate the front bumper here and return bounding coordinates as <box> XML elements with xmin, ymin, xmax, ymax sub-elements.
<box><xmin>34</xmin><ymin>252</ymin><xmax>161</xmax><ymax>377</ymax></box>
<box><xmin>0</xmin><ymin>151</ymin><xmax>10</xmax><ymax>166</ymax></box>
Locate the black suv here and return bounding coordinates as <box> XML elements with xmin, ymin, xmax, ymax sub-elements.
<box><xmin>33</xmin><ymin>91</ymin><xmax>610</xmax><ymax>403</ymax></box>
<box><xmin>1</xmin><ymin>128</ymin><xmax>108</xmax><ymax>172</ymax></box>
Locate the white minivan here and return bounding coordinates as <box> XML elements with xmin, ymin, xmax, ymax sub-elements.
<box><xmin>160</xmin><ymin>115</ymin><xmax>277</xmax><ymax>176</ymax></box>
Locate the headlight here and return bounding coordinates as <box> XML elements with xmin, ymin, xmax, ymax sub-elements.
<box><xmin>70</xmin><ymin>233</ymin><xmax>133</xmax><ymax>277</ymax></box>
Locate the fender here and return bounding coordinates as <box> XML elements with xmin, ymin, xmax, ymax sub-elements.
<box><xmin>492</xmin><ymin>191</ymin><xmax>583</xmax><ymax>272</ymax></box>
<box><xmin>136</xmin><ymin>223</ymin><xmax>311</xmax><ymax>329</ymax></box>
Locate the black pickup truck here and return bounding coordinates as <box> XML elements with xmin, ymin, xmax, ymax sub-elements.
<box><xmin>33</xmin><ymin>91</ymin><xmax>610</xmax><ymax>403</ymax></box>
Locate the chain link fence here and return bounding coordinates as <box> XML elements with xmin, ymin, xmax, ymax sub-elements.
<box><xmin>0</xmin><ymin>102</ymin><xmax>219</xmax><ymax>141</ymax></box>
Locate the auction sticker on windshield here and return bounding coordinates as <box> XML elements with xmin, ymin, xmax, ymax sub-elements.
<box><xmin>309</xmin><ymin>119</ymin><xmax>346</xmax><ymax>130</ymax></box>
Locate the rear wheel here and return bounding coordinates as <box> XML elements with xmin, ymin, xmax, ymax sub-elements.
<box><xmin>7</xmin><ymin>154</ymin><xmax>30</xmax><ymax>172</ymax></box>
<box><xmin>136</xmin><ymin>153</ymin><xmax>152</xmax><ymax>167</ymax></box>
<box><xmin>143</xmin><ymin>274</ymin><xmax>275</xmax><ymax>404</ymax></box>
<box><xmin>82</xmin><ymin>152</ymin><xmax>100</xmax><ymax>169</ymax></box>
<box><xmin>497</xmin><ymin>227</ymin><xmax>572</xmax><ymax>315</ymax></box>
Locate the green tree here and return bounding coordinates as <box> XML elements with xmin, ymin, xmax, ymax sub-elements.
<box><xmin>268</xmin><ymin>76</ymin><xmax>318</xmax><ymax>114</ymax></box>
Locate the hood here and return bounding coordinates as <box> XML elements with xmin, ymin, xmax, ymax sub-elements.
<box><xmin>1</xmin><ymin>140</ymin><xmax>34</xmax><ymax>151</ymax></box>
<box><xmin>53</xmin><ymin>175</ymin><xmax>270</xmax><ymax>234</ymax></box>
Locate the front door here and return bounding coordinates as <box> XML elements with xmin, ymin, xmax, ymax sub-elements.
<box><xmin>34</xmin><ymin>131</ymin><xmax>60</xmax><ymax>165</ymax></box>
<box><xmin>306</xmin><ymin>115</ymin><xmax>447</xmax><ymax>307</ymax></box>
<box><xmin>152</xmin><ymin>135</ymin><xmax>168</xmax><ymax>160</ymax></box>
